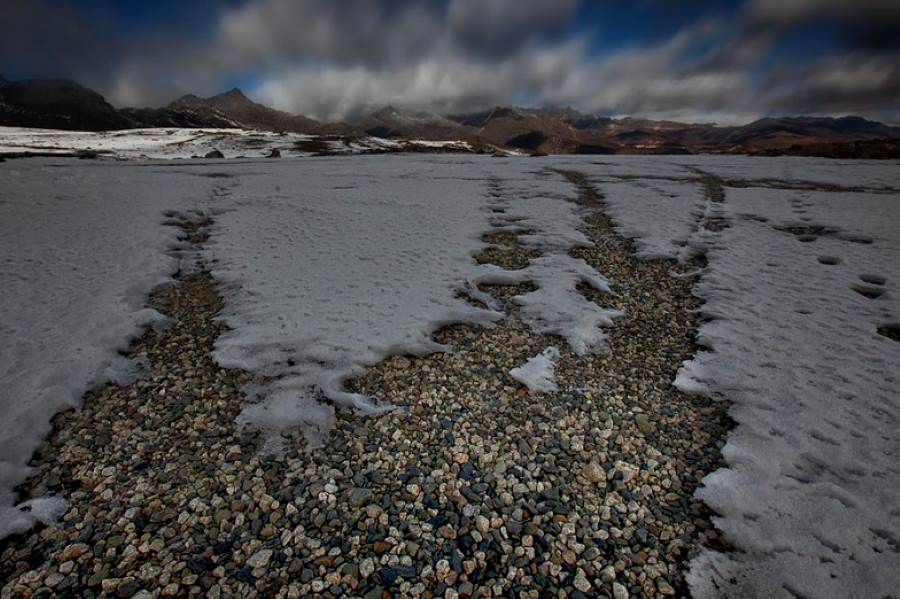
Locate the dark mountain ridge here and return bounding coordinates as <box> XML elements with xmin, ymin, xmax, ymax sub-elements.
<box><xmin>1</xmin><ymin>77</ymin><xmax>898</xmax><ymax>156</ymax></box>
<box><xmin>0</xmin><ymin>78</ymin><xmax>132</xmax><ymax>130</ymax></box>
<box><xmin>359</xmin><ymin>106</ymin><xmax>475</xmax><ymax>140</ymax></box>
<box><xmin>168</xmin><ymin>88</ymin><xmax>320</xmax><ymax>133</ymax></box>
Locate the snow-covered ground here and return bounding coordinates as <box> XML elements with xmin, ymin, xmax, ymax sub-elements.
<box><xmin>601</xmin><ymin>179</ymin><xmax>705</xmax><ymax>260</ymax></box>
<box><xmin>682</xmin><ymin>188</ymin><xmax>900</xmax><ymax>598</ymax></box>
<box><xmin>1</xmin><ymin>153</ymin><xmax>898</xmax><ymax>598</ymax></box>
<box><xmin>553</xmin><ymin>153</ymin><xmax>899</xmax><ymax>191</ymax></box>
<box><xmin>0</xmin><ymin>162</ymin><xmax>211</xmax><ymax>537</ymax></box>
<box><xmin>209</xmin><ymin>157</ymin><xmax>618</xmax><ymax>448</ymax></box>
<box><xmin>0</xmin><ymin>154</ymin><xmax>616</xmax><ymax>535</ymax></box>
<box><xmin>208</xmin><ymin>158</ymin><xmax>503</xmax><ymax>449</ymax></box>
<box><xmin>564</xmin><ymin>156</ymin><xmax>900</xmax><ymax>598</ymax></box>
<box><xmin>669</xmin><ymin>154</ymin><xmax>900</xmax><ymax>190</ymax></box>
<box><xmin>0</xmin><ymin>126</ymin><xmax>473</xmax><ymax>160</ymax></box>
<box><xmin>467</xmin><ymin>163</ymin><xmax>623</xmax><ymax>353</ymax></box>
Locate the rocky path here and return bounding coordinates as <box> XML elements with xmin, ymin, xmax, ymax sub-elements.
<box><xmin>1</xmin><ymin>171</ymin><xmax>731</xmax><ymax>598</ymax></box>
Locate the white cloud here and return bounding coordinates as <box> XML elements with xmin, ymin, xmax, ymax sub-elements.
<box><xmin>255</xmin><ymin>39</ymin><xmax>588</xmax><ymax>121</ymax></box>
<box><xmin>217</xmin><ymin>0</ymin><xmax>443</xmax><ymax>68</ymax></box>
<box><xmin>7</xmin><ymin>0</ymin><xmax>896</xmax><ymax>122</ymax></box>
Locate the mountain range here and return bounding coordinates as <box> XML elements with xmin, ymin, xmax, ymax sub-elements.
<box><xmin>2</xmin><ymin>77</ymin><xmax>899</xmax><ymax>157</ymax></box>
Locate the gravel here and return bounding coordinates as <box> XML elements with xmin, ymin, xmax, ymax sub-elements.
<box><xmin>0</xmin><ymin>170</ymin><xmax>731</xmax><ymax>598</ymax></box>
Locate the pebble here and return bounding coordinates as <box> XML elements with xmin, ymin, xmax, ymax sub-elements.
<box><xmin>635</xmin><ymin>414</ymin><xmax>655</xmax><ymax>434</ymax></box>
<box><xmin>349</xmin><ymin>487</ymin><xmax>372</xmax><ymax>506</ymax></box>
<box><xmin>573</xmin><ymin>569</ymin><xmax>592</xmax><ymax>592</ymax></box>
<box><xmin>583</xmin><ymin>461</ymin><xmax>606</xmax><ymax>484</ymax></box>
<box><xmin>247</xmin><ymin>548</ymin><xmax>273</xmax><ymax>569</ymax></box>
<box><xmin>657</xmin><ymin>577</ymin><xmax>676</xmax><ymax>595</ymax></box>
<box><xmin>57</xmin><ymin>542</ymin><xmax>89</xmax><ymax>562</ymax></box>
<box><xmin>475</xmin><ymin>515</ymin><xmax>490</xmax><ymax>533</ymax></box>
<box><xmin>360</xmin><ymin>558</ymin><xmax>375</xmax><ymax>579</ymax></box>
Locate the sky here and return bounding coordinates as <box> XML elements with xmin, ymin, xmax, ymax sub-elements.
<box><xmin>1</xmin><ymin>0</ymin><xmax>899</xmax><ymax>124</ymax></box>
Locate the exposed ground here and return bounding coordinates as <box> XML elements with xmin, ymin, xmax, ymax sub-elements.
<box><xmin>0</xmin><ymin>171</ymin><xmax>731</xmax><ymax>598</ymax></box>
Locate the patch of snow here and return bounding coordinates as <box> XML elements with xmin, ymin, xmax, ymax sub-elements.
<box><xmin>358</xmin><ymin>137</ymin><xmax>401</xmax><ymax>150</ymax></box>
<box><xmin>599</xmin><ymin>180</ymin><xmax>706</xmax><ymax>260</ymax></box>
<box><xmin>468</xmin><ymin>163</ymin><xmax>623</xmax><ymax>352</ymax></box>
<box><xmin>472</xmin><ymin>255</ymin><xmax>620</xmax><ymax>354</ymax></box>
<box><xmin>682</xmin><ymin>186</ymin><xmax>900</xmax><ymax>598</ymax></box>
<box><xmin>208</xmin><ymin>157</ymin><xmax>501</xmax><ymax>448</ymax></box>
<box><xmin>516</xmin><ymin>255</ymin><xmax>620</xmax><ymax>354</ymax></box>
<box><xmin>509</xmin><ymin>347</ymin><xmax>561</xmax><ymax>393</ymax></box>
<box><xmin>669</xmin><ymin>154</ymin><xmax>900</xmax><ymax>191</ymax></box>
<box><xmin>205</xmin><ymin>156</ymin><xmax>618</xmax><ymax>448</ymax></box>
<box><xmin>408</xmin><ymin>140</ymin><xmax>472</xmax><ymax>150</ymax></box>
<box><xmin>562</xmin><ymin>156</ymin><xmax>900</xmax><ymax>597</ymax></box>
<box><xmin>0</xmin><ymin>496</ymin><xmax>70</xmax><ymax>539</ymax></box>
<box><xmin>0</xmin><ymin>126</ymin><xmax>292</xmax><ymax>159</ymax></box>
<box><xmin>0</xmin><ymin>126</ymin><xmax>474</xmax><ymax>161</ymax></box>
<box><xmin>0</xmin><ymin>158</ymin><xmax>211</xmax><ymax>539</ymax></box>
<box><xmin>0</xmin><ymin>154</ymin><xmax>620</xmax><ymax>538</ymax></box>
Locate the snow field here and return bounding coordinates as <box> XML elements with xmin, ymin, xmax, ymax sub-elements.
<box><xmin>3</xmin><ymin>153</ymin><xmax>896</xmax><ymax>599</ymax></box>
<box><xmin>2</xmin><ymin>155</ymin><xmax>622</xmax><ymax>536</ymax></box>
<box><xmin>682</xmin><ymin>187</ymin><xmax>900</xmax><ymax>598</ymax></box>
<box><xmin>560</xmin><ymin>156</ymin><xmax>900</xmax><ymax>598</ymax></box>
<box><xmin>0</xmin><ymin>160</ymin><xmax>211</xmax><ymax>537</ymax></box>
<box><xmin>208</xmin><ymin>156</ymin><xmax>620</xmax><ymax>447</ymax></box>
<box><xmin>0</xmin><ymin>126</ymin><xmax>472</xmax><ymax>160</ymax></box>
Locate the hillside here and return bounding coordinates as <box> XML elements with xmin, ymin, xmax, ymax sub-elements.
<box><xmin>168</xmin><ymin>88</ymin><xmax>320</xmax><ymax>133</ymax></box>
<box><xmin>359</xmin><ymin>106</ymin><xmax>477</xmax><ymax>140</ymax></box>
<box><xmin>446</xmin><ymin>107</ymin><xmax>900</xmax><ymax>155</ymax></box>
<box><xmin>0</xmin><ymin>79</ymin><xmax>132</xmax><ymax>131</ymax></box>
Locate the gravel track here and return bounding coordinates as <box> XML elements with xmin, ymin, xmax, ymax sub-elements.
<box><xmin>1</xmin><ymin>170</ymin><xmax>731</xmax><ymax>598</ymax></box>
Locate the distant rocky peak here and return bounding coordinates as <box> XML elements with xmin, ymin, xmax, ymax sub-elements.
<box><xmin>487</xmin><ymin>106</ymin><xmax>525</xmax><ymax>120</ymax></box>
<box><xmin>168</xmin><ymin>93</ymin><xmax>202</xmax><ymax>107</ymax></box>
<box><xmin>216</xmin><ymin>87</ymin><xmax>249</xmax><ymax>102</ymax></box>
<box><xmin>372</xmin><ymin>105</ymin><xmax>399</xmax><ymax>118</ymax></box>
<box><xmin>375</xmin><ymin>105</ymin><xmax>436</xmax><ymax>120</ymax></box>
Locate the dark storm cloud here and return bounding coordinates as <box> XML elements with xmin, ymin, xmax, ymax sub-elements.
<box><xmin>747</xmin><ymin>0</ymin><xmax>900</xmax><ymax>26</ymax></box>
<box><xmin>447</xmin><ymin>0</ymin><xmax>581</xmax><ymax>57</ymax></box>
<box><xmin>746</xmin><ymin>0</ymin><xmax>900</xmax><ymax>51</ymax></box>
<box><xmin>0</xmin><ymin>1</ymin><xmax>115</xmax><ymax>79</ymax></box>
<box><xmin>0</xmin><ymin>0</ymin><xmax>223</xmax><ymax>106</ymax></box>
<box><xmin>1</xmin><ymin>0</ymin><xmax>897</xmax><ymax>121</ymax></box>
<box><xmin>764</xmin><ymin>55</ymin><xmax>900</xmax><ymax>114</ymax></box>
<box><xmin>216</xmin><ymin>0</ymin><xmax>443</xmax><ymax>68</ymax></box>
<box><xmin>213</xmin><ymin>0</ymin><xmax>580</xmax><ymax>66</ymax></box>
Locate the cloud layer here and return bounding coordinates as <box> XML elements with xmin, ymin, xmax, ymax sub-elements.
<box><xmin>2</xmin><ymin>0</ymin><xmax>898</xmax><ymax>123</ymax></box>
